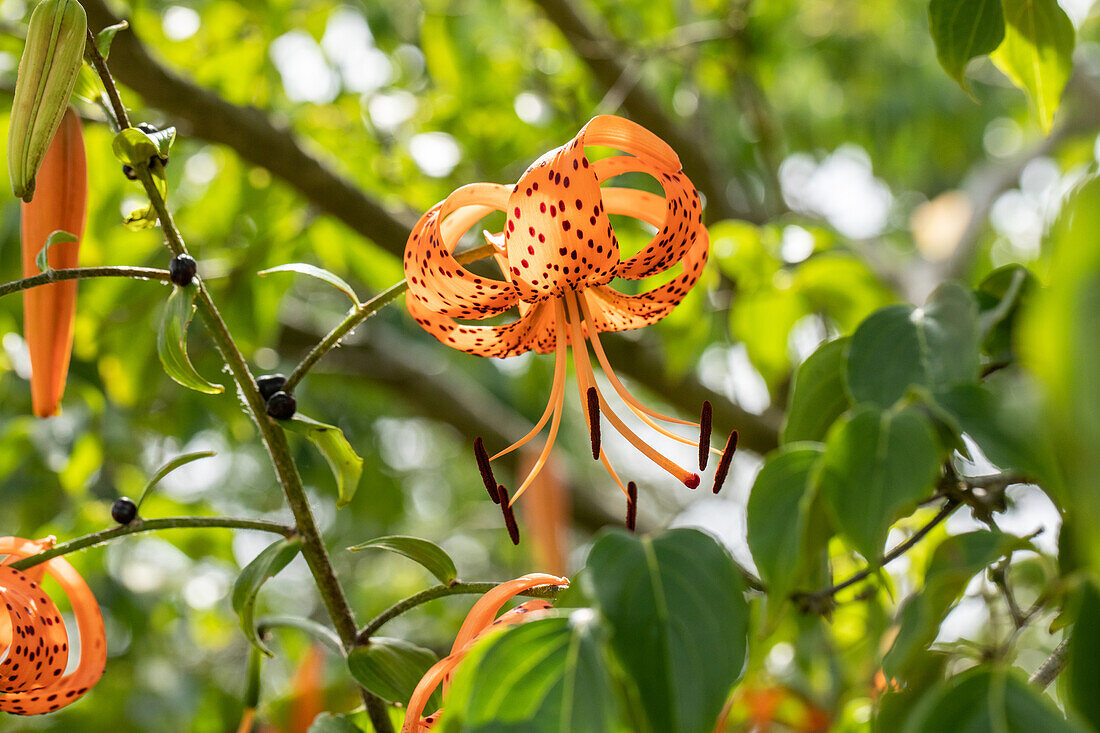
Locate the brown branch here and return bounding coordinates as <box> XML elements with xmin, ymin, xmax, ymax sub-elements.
<box><xmin>529</xmin><ymin>0</ymin><xmax>761</xmax><ymax>224</ymax></box>
<box><xmin>1030</xmin><ymin>636</ymin><xmax>1070</xmax><ymax>690</ymax></box>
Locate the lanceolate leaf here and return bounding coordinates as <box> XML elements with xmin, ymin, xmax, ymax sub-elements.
<box><xmin>928</xmin><ymin>0</ymin><xmax>1005</xmax><ymax>91</ymax></box>
<box><xmin>93</xmin><ymin>20</ymin><xmax>129</xmax><ymax>60</ymax></box>
<box><xmin>137</xmin><ymin>450</ymin><xmax>217</xmax><ymax>508</ymax></box>
<box><xmin>347</xmin><ymin>637</ymin><xmax>438</xmax><ymax>706</ymax></box>
<box><xmin>283</xmin><ymin>415</ymin><xmax>364</xmax><ymax>508</ymax></box>
<box><xmin>255</xmin><ymin>616</ymin><xmax>343</xmax><ymax>655</ymax></box>
<box><xmin>231</xmin><ymin>537</ymin><xmax>302</xmax><ymax>656</ymax></box>
<box><xmin>819</xmin><ymin>405</ymin><xmax>942</xmax><ymax>562</ymax></box>
<box><xmin>441</xmin><ymin>613</ymin><xmax>625</xmax><ymax>733</ymax></box>
<box><xmin>991</xmin><ymin>0</ymin><xmax>1075</xmax><ymax>134</ymax></box>
<box><xmin>156</xmin><ymin>283</ymin><xmax>225</xmax><ymax>394</ymax></box>
<box><xmin>347</xmin><ymin>535</ymin><xmax>457</xmax><ymax>585</ymax></box>
<box><xmin>782</xmin><ymin>337</ymin><xmax>850</xmax><ymax>444</ymax></box>
<box><xmin>258</xmin><ymin>263</ymin><xmax>361</xmax><ymax>305</ymax></box>
<box><xmin>35</xmin><ymin>229</ymin><xmax>77</xmax><ymax>273</ymax></box>
<box><xmin>585</xmin><ymin>528</ymin><xmax>748</xmax><ymax>733</ymax></box>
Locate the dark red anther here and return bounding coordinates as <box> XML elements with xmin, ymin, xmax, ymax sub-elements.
<box><xmin>626</xmin><ymin>482</ymin><xmax>638</xmax><ymax>532</ymax></box>
<box><xmin>713</xmin><ymin>430</ymin><xmax>738</xmax><ymax>494</ymax></box>
<box><xmin>698</xmin><ymin>400</ymin><xmax>712</xmax><ymax>471</ymax></box>
<box><xmin>497</xmin><ymin>484</ymin><xmax>520</xmax><ymax>545</ymax></box>
<box><xmin>474</xmin><ymin>437</ymin><xmax>500</xmax><ymax>503</ymax></box>
<box><xmin>586</xmin><ymin>386</ymin><xmax>601</xmax><ymax>460</ymax></box>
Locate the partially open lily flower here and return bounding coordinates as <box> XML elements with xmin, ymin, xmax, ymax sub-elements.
<box><xmin>404</xmin><ymin>115</ymin><xmax>737</xmax><ymax>527</ymax></box>
<box><xmin>402</xmin><ymin>573</ymin><xmax>568</xmax><ymax>732</ymax></box>
<box><xmin>0</xmin><ymin>536</ymin><xmax>107</xmax><ymax>715</ymax></box>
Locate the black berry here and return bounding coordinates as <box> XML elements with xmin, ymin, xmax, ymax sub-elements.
<box><xmin>136</xmin><ymin>122</ymin><xmax>159</xmax><ymax>134</ymax></box>
<box><xmin>169</xmin><ymin>254</ymin><xmax>197</xmax><ymax>287</ymax></box>
<box><xmin>121</xmin><ymin>164</ymin><xmax>138</xmax><ymax>180</ymax></box>
<box><xmin>257</xmin><ymin>374</ymin><xmax>287</xmax><ymax>401</ymax></box>
<box><xmin>265</xmin><ymin>391</ymin><xmax>296</xmax><ymax>420</ymax></box>
<box><xmin>111</xmin><ymin>497</ymin><xmax>138</xmax><ymax>525</ymax></box>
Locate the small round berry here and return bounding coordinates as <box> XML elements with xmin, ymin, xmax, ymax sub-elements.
<box><xmin>111</xmin><ymin>497</ymin><xmax>138</xmax><ymax>525</ymax></box>
<box><xmin>257</xmin><ymin>374</ymin><xmax>287</xmax><ymax>401</ymax></box>
<box><xmin>122</xmin><ymin>164</ymin><xmax>138</xmax><ymax>180</ymax></box>
<box><xmin>265</xmin><ymin>391</ymin><xmax>296</xmax><ymax>420</ymax></box>
<box><xmin>169</xmin><ymin>254</ymin><xmax>198</xmax><ymax>287</ymax></box>
<box><xmin>136</xmin><ymin>122</ymin><xmax>159</xmax><ymax>134</ymax></box>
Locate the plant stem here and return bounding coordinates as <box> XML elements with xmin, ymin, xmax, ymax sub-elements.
<box><xmin>0</xmin><ymin>266</ymin><xmax>170</xmax><ymax>298</ymax></box>
<box><xmin>85</xmin><ymin>26</ymin><xmax>130</xmax><ymax>129</ymax></box>
<box><xmin>88</xmin><ymin>42</ymin><xmax>394</xmax><ymax>731</ymax></box>
<box><xmin>282</xmin><ymin>241</ymin><xmax>497</xmax><ymax>393</ymax></box>
<box><xmin>357</xmin><ymin>581</ymin><xmax>563</xmax><ymax>644</ymax></box>
<box><xmin>9</xmin><ymin>516</ymin><xmax>293</xmax><ymax>571</ymax></box>
<box><xmin>1030</xmin><ymin>635</ymin><xmax>1071</xmax><ymax>689</ymax></box>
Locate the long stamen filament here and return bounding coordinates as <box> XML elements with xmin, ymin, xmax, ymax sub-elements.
<box><xmin>566</xmin><ymin>294</ymin><xmax>699</xmax><ymax>488</ymax></box>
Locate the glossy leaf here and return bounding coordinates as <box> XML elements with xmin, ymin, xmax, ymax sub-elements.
<box><xmin>156</xmin><ymin>283</ymin><xmax>225</xmax><ymax>395</ymax></box>
<box><xmin>847</xmin><ymin>282</ymin><xmax>981</xmax><ymax>408</ymax></box>
<box><xmin>137</xmin><ymin>450</ymin><xmax>216</xmax><ymax>508</ymax></box>
<box><xmin>283</xmin><ymin>415</ymin><xmax>364</xmax><ymax>508</ymax></box>
<box><xmin>258</xmin><ymin>263</ymin><xmax>361</xmax><ymax>305</ymax></box>
<box><xmin>819</xmin><ymin>405</ymin><xmax>942</xmax><ymax>561</ymax></box>
<box><xmin>991</xmin><ymin>0</ymin><xmax>1074</xmax><ymax>134</ymax></box>
<box><xmin>884</xmin><ymin>531</ymin><xmax>1028</xmax><ymax>680</ymax></box>
<box><xmin>440</xmin><ymin>613</ymin><xmax>625</xmax><ymax>733</ymax></box>
<box><xmin>347</xmin><ymin>637</ymin><xmax>438</xmax><ymax>706</ymax></box>
<box><xmin>902</xmin><ymin>667</ymin><xmax>1079</xmax><ymax>732</ymax></box>
<box><xmin>112</xmin><ymin>126</ymin><xmax>175</xmax><ymax>165</ymax></box>
<box><xmin>782</xmin><ymin>337</ymin><xmax>850</xmax><ymax>444</ymax></box>
<box><xmin>928</xmin><ymin>0</ymin><xmax>1004</xmax><ymax>90</ymax></box>
<box><xmin>747</xmin><ymin>443</ymin><xmax>828</xmax><ymax>622</ymax></box>
<box><xmin>231</xmin><ymin>537</ymin><xmax>303</xmax><ymax>656</ymax></box>
<box><xmin>347</xmin><ymin>535</ymin><xmax>457</xmax><ymax>585</ymax></box>
<box><xmin>585</xmin><ymin>528</ymin><xmax>748</xmax><ymax>733</ymax></box>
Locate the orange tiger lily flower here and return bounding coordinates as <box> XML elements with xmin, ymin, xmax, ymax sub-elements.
<box><xmin>402</xmin><ymin>573</ymin><xmax>568</xmax><ymax>732</ymax></box>
<box><xmin>21</xmin><ymin>107</ymin><xmax>86</xmax><ymax>417</ymax></box>
<box><xmin>0</xmin><ymin>536</ymin><xmax>107</xmax><ymax>715</ymax></box>
<box><xmin>403</xmin><ymin>115</ymin><xmax>737</xmax><ymax>524</ymax></box>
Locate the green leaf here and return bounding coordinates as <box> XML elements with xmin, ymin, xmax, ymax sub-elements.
<box><xmin>72</xmin><ymin>64</ymin><xmax>105</xmax><ymax>105</ymax></box>
<box><xmin>846</xmin><ymin>282</ymin><xmax>981</xmax><ymax>408</ymax></box>
<box><xmin>137</xmin><ymin>450</ymin><xmax>217</xmax><ymax>508</ymax></box>
<box><xmin>255</xmin><ymin>616</ymin><xmax>344</xmax><ymax>655</ymax></box>
<box><xmin>1065</xmin><ymin>576</ymin><xmax>1100</xmax><ymax>729</ymax></box>
<box><xmin>440</xmin><ymin>613</ymin><xmax>626</xmax><ymax>733</ymax></box>
<box><xmin>244</xmin><ymin>645</ymin><xmax>262</xmax><ymax>708</ymax></box>
<box><xmin>258</xmin><ymin>263</ymin><xmax>361</xmax><ymax>305</ymax></box>
<box><xmin>585</xmin><ymin>528</ymin><xmax>748</xmax><ymax>733</ymax></box>
<box><xmin>94</xmin><ymin>20</ymin><xmax>128</xmax><ymax>59</ymax></box>
<box><xmin>347</xmin><ymin>637</ymin><xmax>438</xmax><ymax>706</ymax></box>
<box><xmin>34</xmin><ymin>230</ymin><xmax>78</xmax><ymax>273</ymax></box>
<box><xmin>782</xmin><ymin>337</ymin><xmax>851</xmax><ymax>444</ymax></box>
<box><xmin>157</xmin><ymin>283</ymin><xmax>225</xmax><ymax>395</ymax></box>
<box><xmin>347</xmin><ymin>535</ymin><xmax>457</xmax><ymax>585</ymax></box>
<box><xmin>231</xmin><ymin>537</ymin><xmax>302</xmax><ymax>656</ymax></box>
<box><xmin>976</xmin><ymin>265</ymin><xmax>1038</xmax><ymax>362</ymax></box>
<box><xmin>747</xmin><ymin>443</ymin><xmax>829</xmax><ymax>624</ymax></box>
<box><xmin>819</xmin><ymin>405</ymin><xmax>942</xmax><ymax>561</ymax></box>
<box><xmin>307</xmin><ymin>713</ymin><xmax>365</xmax><ymax>733</ymax></box>
<box><xmin>991</xmin><ymin>0</ymin><xmax>1075</xmax><ymax>134</ymax></box>
<box><xmin>884</xmin><ymin>531</ymin><xmax>1028</xmax><ymax>680</ymax></box>
<box><xmin>282</xmin><ymin>415</ymin><xmax>364</xmax><ymax>508</ymax></box>
<box><xmin>902</xmin><ymin>667</ymin><xmax>1080</xmax><ymax>733</ymax></box>
<box><xmin>928</xmin><ymin>0</ymin><xmax>1005</xmax><ymax>91</ymax></box>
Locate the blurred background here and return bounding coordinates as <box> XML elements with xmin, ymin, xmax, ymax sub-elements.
<box><xmin>0</xmin><ymin>0</ymin><xmax>1098</xmax><ymax>729</ymax></box>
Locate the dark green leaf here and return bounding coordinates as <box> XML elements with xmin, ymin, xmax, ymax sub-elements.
<box><xmin>307</xmin><ymin>713</ymin><xmax>365</xmax><ymax>733</ymax></box>
<box><xmin>283</xmin><ymin>415</ymin><xmax>364</xmax><ymax>508</ymax></box>
<box><xmin>747</xmin><ymin>443</ymin><xmax>828</xmax><ymax>623</ymax></box>
<box><xmin>819</xmin><ymin>406</ymin><xmax>942</xmax><ymax>561</ymax></box>
<box><xmin>991</xmin><ymin>0</ymin><xmax>1075</xmax><ymax>134</ymax></box>
<box><xmin>1065</xmin><ymin>577</ymin><xmax>1100</xmax><ymax>729</ymax></box>
<box><xmin>441</xmin><ymin>613</ymin><xmax>625</xmax><ymax>733</ymax></box>
<box><xmin>884</xmin><ymin>531</ymin><xmax>1028</xmax><ymax>679</ymax></box>
<box><xmin>902</xmin><ymin>667</ymin><xmax>1080</xmax><ymax>732</ymax></box>
<box><xmin>157</xmin><ymin>283</ymin><xmax>225</xmax><ymax>395</ymax></box>
<box><xmin>782</xmin><ymin>337</ymin><xmax>851</xmax><ymax>444</ymax></box>
<box><xmin>846</xmin><ymin>283</ymin><xmax>980</xmax><ymax>408</ymax></box>
<box><xmin>137</xmin><ymin>450</ymin><xmax>217</xmax><ymax>508</ymax></box>
<box><xmin>928</xmin><ymin>0</ymin><xmax>1005</xmax><ymax>90</ymax></box>
<box><xmin>585</xmin><ymin>528</ymin><xmax>748</xmax><ymax>733</ymax></box>
<box><xmin>258</xmin><ymin>263</ymin><xmax>361</xmax><ymax>305</ymax></box>
<box><xmin>35</xmin><ymin>230</ymin><xmax>77</xmax><ymax>273</ymax></box>
<box><xmin>347</xmin><ymin>535</ymin><xmax>457</xmax><ymax>585</ymax></box>
<box><xmin>231</xmin><ymin>537</ymin><xmax>303</xmax><ymax>656</ymax></box>
<box><xmin>347</xmin><ymin>637</ymin><xmax>438</xmax><ymax>706</ymax></box>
